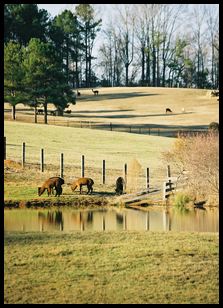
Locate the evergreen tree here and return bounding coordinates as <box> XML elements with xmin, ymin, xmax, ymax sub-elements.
<box><xmin>75</xmin><ymin>4</ymin><xmax>101</xmax><ymax>87</ymax></box>
<box><xmin>49</xmin><ymin>10</ymin><xmax>83</xmax><ymax>88</ymax></box>
<box><xmin>23</xmin><ymin>38</ymin><xmax>76</xmax><ymax>124</ymax></box>
<box><xmin>4</xmin><ymin>41</ymin><xmax>27</xmax><ymax>120</ymax></box>
<box><xmin>4</xmin><ymin>4</ymin><xmax>49</xmax><ymax>45</ymax></box>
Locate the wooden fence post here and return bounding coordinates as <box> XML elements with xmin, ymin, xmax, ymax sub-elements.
<box><xmin>40</xmin><ymin>149</ymin><xmax>44</xmax><ymax>172</ymax></box>
<box><xmin>81</xmin><ymin>155</ymin><xmax>85</xmax><ymax>177</ymax></box>
<box><xmin>22</xmin><ymin>142</ymin><xmax>25</xmax><ymax>168</ymax></box>
<box><xmin>60</xmin><ymin>153</ymin><xmax>64</xmax><ymax>178</ymax></box>
<box><xmin>167</xmin><ymin>165</ymin><xmax>172</xmax><ymax>190</ymax></box>
<box><xmin>146</xmin><ymin>167</ymin><xmax>149</xmax><ymax>192</ymax></box>
<box><xmin>124</xmin><ymin>163</ymin><xmax>127</xmax><ymax>192</ymax></box>
<box><xmin>110</xmin><ymin>122</ymin><xmax>112</xmax><ymax>131</ymax></box>
<box><xmin>163</xmin><ymin>182</ymin><xmax>167</xmax><ymax>200</ymax></box>
<box><xmin>102</xmin><ymin>159</ymin><xmax>105</xmax><ymax>184</ymax></box>
<box><xmin>102</xmin><ymin>214</ymin><xmax>105</xmax><ymax>231</ymax></box>
<box><xmin>4</xmin><ymin>136</ymin><xmax>6</xmax><ymax>160</ymax></box>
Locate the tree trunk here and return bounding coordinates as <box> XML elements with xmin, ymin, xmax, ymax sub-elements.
<box><xmin>34</xmin><ymin>106</ymin><xmax>37</xmax><ymax>124</ymax></box>
<box><xmin>66</xmin><ymin>37</ymin><xmax>69</xmax><ymax>84</ymax></box>
<box><xmin>11</xmin><ymin>105</ymin><xmax>16</xmax><ymax>120</ymax></box>
<box><xmin>156</xmin><ymin>46</ymin><xmax>160</xmax><ymax>87</ymax></box>
<box><xmin>125</xmin><ymin>64</ymin><xmax>129</xmax><ymax>86</ymax></box>
<box><xmin>44</xmin><ymin>103</ymin><xmax>48</xmax><ymax>124</ymax></box>
<box><xmin>141</xmin><ymin>46</ymin><xmax>145</xmax><ymax>85</ymax></box>
<box><xmin>152</xmin><ymin>44</ymin><xmax>156</xmax><ymax>86</ymax></box>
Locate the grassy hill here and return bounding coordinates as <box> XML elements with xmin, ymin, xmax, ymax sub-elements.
<box><xmin>4</xmin><ymin>87</ymin><xmax>218</xmax><ymax>201</ymax></box>
<box><xmin>4</xmin><ymin>87</ymin><xmax>219</xmax><ymax>130</ymax></box>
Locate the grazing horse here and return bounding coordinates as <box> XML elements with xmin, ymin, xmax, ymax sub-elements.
<box><xmin>115</xmin><ymin>177</ymin><xmax>125</xmax><ymax>195</ymax></box>
<box><xmin>166</xmin><ymin>108</ymin><xmax>172</xmax><ymax>114</ymax></box>
<box><xmin>38</xmin><ymin>177</ymin><xmax>64</xmax><ymax>197</ymax></box>
<box><xmin>71</xmin><ymin>177</ymin><xmax>94</xmax><ymax>194</ymax></box>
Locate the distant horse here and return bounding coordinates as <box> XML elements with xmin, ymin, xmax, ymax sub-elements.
<box><xmin>92</xmin><ymin>89</ymin><xmax>99</xmax><ymax>95</ymax></box>
<box><xmin>166</xmin><ymin>108</ymin><xmax>172</xmax><ymax>114</ymax></box>
<box><xmin>37</xmin><ymin>109</ymin><xmax>44</xmax><ymax>115</ymax></box>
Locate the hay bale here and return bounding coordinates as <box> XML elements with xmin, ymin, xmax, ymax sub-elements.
<box><xmin>126</xmin><ymin>158</ymin><xmax>142</xmax><ymax>193</ymax></box>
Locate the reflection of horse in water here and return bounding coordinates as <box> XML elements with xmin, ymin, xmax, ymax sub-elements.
<box><xmin>38</xmin><ymin>211</ymin><xmax>63</xmax><ymax>230</ymax></box>
<box><xmin>71</xmin><ymin>211</ymin><xmax>93</xmax><ymax>230</ymax></box>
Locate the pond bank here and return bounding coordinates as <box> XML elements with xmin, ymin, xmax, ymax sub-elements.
<box><xmin>4</xmin><ymin>194</ymin><xmax>217</xmax><ymax>210</ymax></box>
<box><xmin>4</xmin><ymin>195</ymin><xmax>112</xmax><ymax>209</ymax></box>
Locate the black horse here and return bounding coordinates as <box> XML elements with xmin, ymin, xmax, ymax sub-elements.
<box><xmin>115</xmin><ymin>177</ymin><xmax>125</xmax><ymax>195</ymax></box>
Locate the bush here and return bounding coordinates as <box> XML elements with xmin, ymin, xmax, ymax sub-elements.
<box><xmin>209</xmin><ymin>122</ymin><xmax>219</xmax><ymax>131</ymax></box>
<box><xmin>172</xmin><ymin>193</ymin><xmax>191</xmax><ymax>208</ymax></box>
<box><xmin>162</xmin><ymin>132</ymin><xmax>219</xmax><ymax>204</ymax></box>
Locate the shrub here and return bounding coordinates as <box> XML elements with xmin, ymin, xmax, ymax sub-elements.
<box><xmin>172</xmin><ymin>192</ymin><xmax>191</xmax><ymax>208</ymax></box>
<box><xmin>162</xmin><ymin>131</ymin><xmax>219</xmax><ymax>204</ymax></box>
<box><xmin>209</xmin><ymin>122</ymin><xmax>219</xmax><ymax>131</ymax></box>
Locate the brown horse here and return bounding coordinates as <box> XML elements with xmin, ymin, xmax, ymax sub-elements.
<box><xmin>71</xmin><ymin>177</ymin><xmax>94</xmax><ymax>194</ymax></box>
<box><xmin>38</xmin><ymin>177</ymin><xmax>64</xmax><ymax>197</ymax></box>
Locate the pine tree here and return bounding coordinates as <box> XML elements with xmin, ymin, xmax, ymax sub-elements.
<box><xmin>23</xmin><ymin>38</ymin><xmax>76</xmax><ymax>124</ymax></box>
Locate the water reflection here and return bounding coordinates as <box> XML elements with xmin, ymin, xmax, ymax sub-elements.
<box><xmin>4</xmin><ymin>207</ymin><xmax>219</xmax><ymax>233</ymax></box>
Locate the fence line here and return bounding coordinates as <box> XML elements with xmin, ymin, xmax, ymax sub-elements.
<box><xmin>5</xmin><ymin>139</ymin><xmax>188</xmax><ymax>195</ymax></box>
<box><xmin>4</xmin><ymin>113</ymin><xmax>208</xmax><ymax>137</ymax></box>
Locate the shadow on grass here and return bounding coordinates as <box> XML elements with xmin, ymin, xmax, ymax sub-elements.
<box><xmin>77</xmin><ymin>92</ymin><xmax>160</xmax><ymax>101</ymax></box>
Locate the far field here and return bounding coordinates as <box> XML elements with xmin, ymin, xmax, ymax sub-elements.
<box><xmin>4</xmin><ymin>87</ymin><xmax>219</xmax><ymax>134</ymax></box>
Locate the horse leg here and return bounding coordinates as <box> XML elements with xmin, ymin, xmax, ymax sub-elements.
<box><xmin>47</xmin><ymin>187</ymin><xmax>51</xmax><ymax>196</ymax></box>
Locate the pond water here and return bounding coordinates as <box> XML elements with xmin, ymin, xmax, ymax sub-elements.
<box><xmin>4</xmin><ymin>206</ymin><xmax>218</xmax><ymax>233</ymax></box>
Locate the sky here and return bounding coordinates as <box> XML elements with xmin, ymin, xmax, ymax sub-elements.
<box><xmin>37</xmin><ymin>4</ymin><xmax>114</xmax><ymax>73</ymax></box>
<box><xmin>37</xmin><ymin>4</ymin><xmax>113</xmax><ymax>20</ymax></box>
<box><xmin>37</xmin><ymin>4</ymin><xmax>74</xmax><ymax>17</ymax></box>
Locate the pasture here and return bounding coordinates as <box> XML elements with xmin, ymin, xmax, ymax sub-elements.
<box><xmin>4</xmin><ymin>87</ymin><xmax>219</xmax><ymax>132</ymax></box>
<box><xmin>4</xmin><ymin>231</ymin><xmax>219</xmax><ymax>304</ymax></box>
<box><xmin>4</xmin><ymin>86</ymin><xmax>219</xmax><ymax>202</ymax></box>
<box><xmin>4</xmin><ymin>121</ymin><xmax>175</xmax><ymax>202</ymax></box>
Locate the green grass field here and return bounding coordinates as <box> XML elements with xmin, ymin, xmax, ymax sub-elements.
<box><xmin>4</xmin><ymin>231</ymin><xmax>219</xmax><ymax>304</ymax></box>
<box><xmin>4</xmin><ymin>120</ymin><xmax>176</xmax><ymax>201</ymax></box>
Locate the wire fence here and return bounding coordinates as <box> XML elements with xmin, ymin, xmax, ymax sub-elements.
<box><xmin>4</xmin><ymin>111</ymin><xmax>209</xmax><ymax>138</ymax></box>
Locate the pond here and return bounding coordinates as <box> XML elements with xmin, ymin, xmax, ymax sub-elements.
<box><xmin>4</xmin><ymin>206</ymin><xmax>218</xmax><ymax>233</ymax></box>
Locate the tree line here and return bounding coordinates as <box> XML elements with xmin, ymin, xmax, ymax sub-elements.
<box><xmin>4</xmin><ymin>4</ymin><xmax>219</xmax><ymax>123</ymax></box>
<box><xmin>98</xmin><ymin>4</ymin><xmax>219</xmax><ymax>89</ymax></box>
